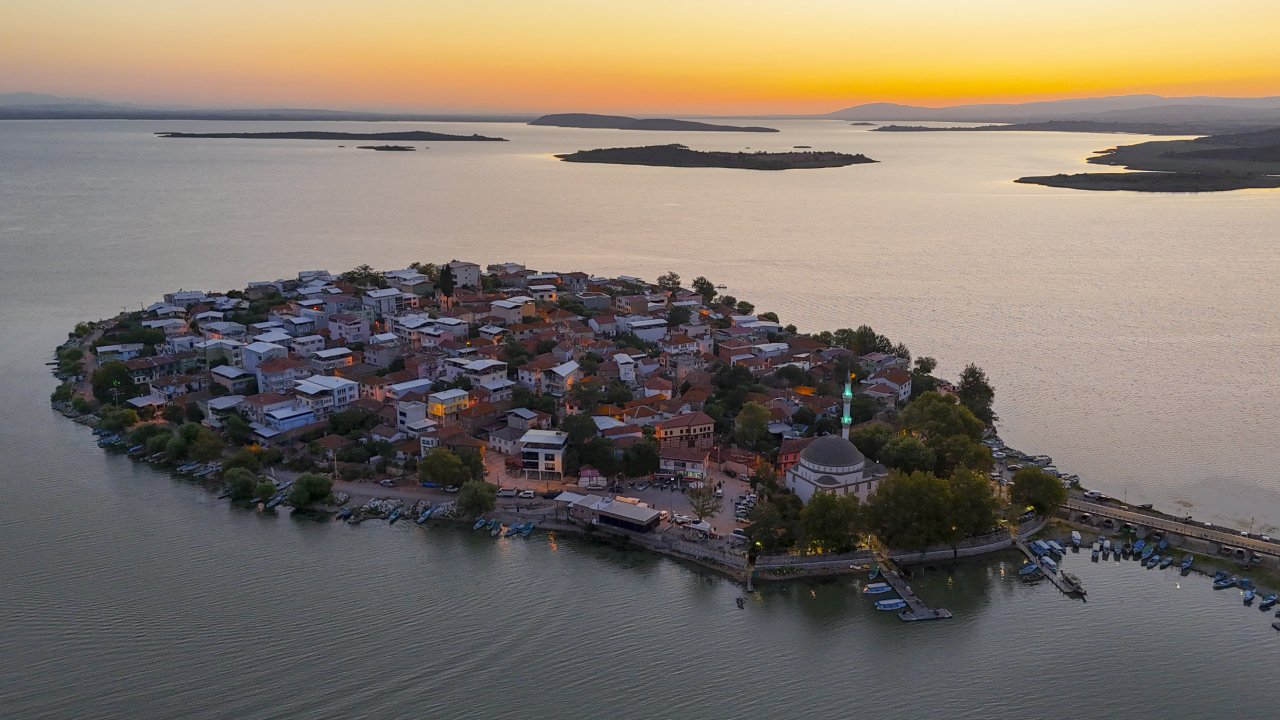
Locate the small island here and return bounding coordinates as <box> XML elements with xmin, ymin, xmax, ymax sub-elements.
<box><xmin>556</xmin><ymin>144</ymin><xmax>876</xmax><ymax>170</ymax></box>
<box><xmin>157</xmin><ymin>130</ymin><xmax>507</xmax><ymax>142</ymax></box>
<box><xmin>357</xmin><ymin>145</ymin><xmax>416</xmax><ymax>152</ymax></box>
<box><xmin>872</xmin><ymin>121</ymin><xmax>1207</xmax><ymax>135</ymax></box>
<box><xmin>1015</xmin><ymin>172</ymin><xmax>1280</xmax><ymax>192</ymax></box>
<box><xmin>530</xmin><ymin>113</ymin><xmax>778</xmax><ymax>133</ymax></box>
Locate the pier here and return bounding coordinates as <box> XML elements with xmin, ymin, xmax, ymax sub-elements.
<box><xmin>1015</xmin><ymin>540</ymin><xmax>1085</xmax><ymax>598</ymax></box>
<box><xmin>873</xmin><ymin>548</ymin><xmax>952</xmax><ymax>622</ymax></box>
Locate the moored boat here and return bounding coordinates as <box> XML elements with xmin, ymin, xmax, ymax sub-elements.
<box><xmin>1180</xmin><ymin>554</ymin><xmax>1194</xmax><ymax>571</ymax></box>
<box><xmin>1159</xmin><ymin>555</ymin><xmax>1174</xmax><ymax>569</ymax></box>
<box><xmin>1091</xmin><ymin>548</ymin><xmax>1099</xmax><ymax>561</ymax></box>
<box><xmin>874</xmin><ymin>598</ymin><xmax>908</xmax><ymax>611</ymax></box>
<box><xmin>473</xmin><ymin>518</ymin><xmax>487</xmax><ymax>530</ymax></box>
<box><xmin>863</xmin><ymin>582</ymin><xmax>893</xmax><ymax>595</ymax></box>
<box><xmin>1133</xmin><ymin>539</ymin><xmax>1146</xmax><ymax>555</ymax></box>
<box><xmin>1213</xmin><ymin>576</ymin><xmax>1237</xmax><ymax>590</ymax></box>
<box><xmin>1243</xmin><ymin>589</ymin><xmax>1256</xmax><ymax>605</ymax></box>
<box><xmin>1070</xmin><ymin>531</ymin><xmax>1081</xmax><ymax>549</ymax></box>
<box><xmin>1259</xmin><ymin>594</ymin><xmax>1278</xmax><ymax>610</ymax></box>
<box><xmin>1141</xmin><ymin>545</ymin><xmax>1155</xmax><ymax>560</ymax></box>
<box><xmin>868</xmin><ymin>564</ymin><xmax>880</xmax><ymax>580</ymax></box>
<box><xmin>387</xmin><ymin>508</ymin><xmax>402</xmax><ymax>524</ymax></box>
<box><xmin>1145</xmin><ymin>554</ymin><xmax>1161</xmax><ymax>568</ymax></box>
<box><xmin>1039</xmin><ymin>556</ymin><xmax>1058</xmax><ymax>573</ymax></box>
<box><xmin>1062</xmin><ymin>573</ymin><xmax>1087</xmax><ymax>596</ymax></box>
<box><xmin>521</xmin><ymin>522</ymin><xmax>535</xmax><ymax>538</ymax></box>
<box><xmin>503</xmin><ymin>525</ymin><xmax>520</xmax><ymax>537</ymax></box>
<box><xmin>416</xmin><ymin>508</ymin><xmax>432</xmax><ymax>524</ymax></box>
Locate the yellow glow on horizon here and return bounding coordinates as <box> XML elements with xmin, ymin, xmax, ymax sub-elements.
<box><xmin>2</xmin><ymin>0</ymin><xmax>1278</xmax><ymax>113</ymax></box>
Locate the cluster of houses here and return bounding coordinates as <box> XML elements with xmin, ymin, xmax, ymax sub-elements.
<box><xmin>112</xmin><ymin>260</ymin><xmax>936</xmax><ymax>486</ymax></box>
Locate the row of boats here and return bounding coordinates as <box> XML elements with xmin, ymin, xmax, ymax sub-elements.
<box><xmin>473</xmin><ymin>517</ymin><xmax>536</xmax><ymax>538</ymax></box>
<box><xmin>862</xmin><ymin>565</ymin><xmax>909</xmax><ymax>611</ymax></box>
<box><xmin>1209</xmin><ymin>571</ymin><xmax>1280</xmax><ymax>611</ymax></box>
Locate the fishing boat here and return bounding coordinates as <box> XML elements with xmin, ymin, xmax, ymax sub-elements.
<box><xmin>1259</xmin><ymin>594</ymin><xmax>1278</xmax><ymax>610</ymax></box>
<box><xmin>1062</xmin><ymin>573</ymin><xmax>1087</xmax><ymax>596</ymax></box>
<box><xmin>503</xmin><ymin>525</ymin><xmax>520</xmax><ymax>537</ymax></box>
<box><xmin>1213</xmin><ymin>576</ymin><xmax>1238</xmax><ymax>590</ymax></box>
<box><xmin>1240</xmin><ymin>578</ymin><xmax>1255</xmax><ymax>591</ymax></box>
<box><xmin>1180</xmin><ymin>555</ymin><xmax>1194</xmax><ymax>571</ymax></box>
<box><xmin>265</xmin><ymin>494</ymin><xmax>285</xmax><ymax>510</ymax></box>
<box><xmin>1091</xmin><ymin>548</ymin><xmax>1099</xmax><ymax>561</ymax></box>
<box><xmin>1159</xmin><ymin>556</ymin><xmax>1174</xmax><ymax>569</ymax></box>
<box><xmin>217</xmin><ymin>488</ymin><xmax>232</xmax><ymax>499</ymax></box>
<box><xmin>874</xmin><ymin>598</ymin><xmax>908</xmax><ymax>611</ymax></box>
<box><xmin>868</xmin><ymin>564</ymin><xmax>881</xmax><ymax>580</ymax></box>
<box><xmin>863</xmin><ymin>582</ymin><xmax>893</xmax><ymax>595</ymax></box>
<box><xmin>1273</xmin><ymin>621</ymin><xmax>1280</xmax><ymax>632</ymax></box>
<box><xmin>490</xmin><ymin>526</ymin><xmax>501</xmax><ymax>537</ymax></box>
<box><xmin>1121</xmin><ymin>542</ymin><xmax>1132</xmax><ymax>557</ymax></box>
<box><xmin>1141</xmin><ymin>545</ymin><xmax>1155</xmax><ymax>560</ymax></box>
<box><xmin>1133</xmin><ymin>539</ymin><xmax>1146</xmax><ymax>555</ymax></box>
<box><xmin>521</xmin><ymin>522</ymin><xmax>535</xmax><ymax>538</ymax></box>
<box><xmin>1145</xmin><ymin>555</ymin><xmax>1161</xmax><ymax>568</ymax></box>
<box><xmin>126</xmin><ymin>444</ymin><xmax>145</xmax><ymax>454</ymax></box>
<box><xmin>1156</xmin><ymin>537</ymin><xmax>1169</xmax><ymax>551</ymax></box>
<box><xmin>1070</xmin><ymin>531</ymin><xmax>1081</xmax><ymax>549</ymax></box>
<box><xmin>1018</xmin><ymin>562</ymin><xmax>1043</xmax><ymax>579</ymax></box>
<box><xmin>1243</xmin><ymin>589</ymin><xmax>1256</xmax><ymax>605</ymax></box>
<box><xmin>486</xmin><ymin>518</ymin><xmax>499</xmax><ymax>531</ymax></box>
<box><xmin>336</xmin><ymin>508</ymin><xmax>352</xmax><ymax>521</ymax></box>
<box><xmin>473</xmin><ymin>518</ymin><xmax>487</xmax><ymax>530</ymax></box>
<box><xmin>416</xmin><ymin>509</ymin><xmax>432</xmax><ymax>525</ymax></box>
<box><xmin>387</xmin><ymin>508</ymin><xmax>403</xmax><ymax>525</ymax></box>
<box><xmin>1039</xmin><ymin>556</ymin><xmax>1059</xmax><ymax>573</ymax></box>
<box><xmin>1213</xmin><ymin>570</ymin><xmax>1229</xmax><ymax>582</ymax></box>
<box><xmin>1046</xmin><ymin>540</ymin><xmax>1066</xmax><ymax>556</ymax></box>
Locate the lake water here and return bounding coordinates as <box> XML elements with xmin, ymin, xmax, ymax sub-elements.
<box><xmin>2</xmin><ymin>119</ymin><xmax>1279</xmax><ymax>718</ymax></box>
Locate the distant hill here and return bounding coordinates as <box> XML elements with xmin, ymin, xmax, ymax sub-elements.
<box><xmin>530</xmin><ymin>113</ymin><xmax>777</xmax><ymax>132</ymax></box>
<box><xmin>829</xmin><ymin>94</ymin><xmax>1280</xmax><ymax>131</ymax></box>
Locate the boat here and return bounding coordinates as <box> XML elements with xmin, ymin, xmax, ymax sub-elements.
<box><xmin>486</xmin><ymin>518</ymin><xmax>499</xmax><ymax>530</ymax></box>
<box><xmin>1039</xmin><ymin>556</ymin><xmax>1058</xmax><ymax>573</ymax></box>
<box><xmin>863</xmin><ymin>582</ymin><xmax>894</xmax><ymax>595</ymax></box>
<box><xmin>1133</xmin><ymin>538</ymin><xmax>1146</xmax><ymax>554</ymax></box>
<box><xmin>1141</xmin><ymin>545</ymin><xmax>1155</xmax><ymax>560</ymax></box>
<box><xmin>1046</xmin><ymin>540</ymin><xmax>1066</xmax><ymax>556</ymax></box>
<box><xmin>1157</xmin><ymin>538</ymin><xmax>1169</xmax><ymax>551</ymax></box>
<box><xmin>1145</xmin><ymin>554</ymin><xmax>1161</xmax><ymax>568</ymax></box>
<box><xmin>735</xmin><ymin>597</ymin><xmax>745</xmax><ymax>609</ymax></box>
<box><xmin>126</xmin><ymin>444</ymin><xmax>145</xmax><ymax>454</ymax></box>
<box><xmin>1273</xmin><ymin>621</ymin><xmax>1280</xmax><ymax>632</ymax></box>
<box><xmin>473</xmin><ymin>518</ymin><xmax>487</xmax><ymax>530</ymax></box>
<box><xmin>265</xmin><ymin>494</ymin><xmax>285</xmax><ymax>510</ymax></box>
<box><xmin>336</xmin><ymin>508</ymin><xmax>352</xmax><ymax>520</ymax></box>
<box><xmin>1101</xmin><ymin>545</ymin><xmax>1111</xmax><ymax>560</ymax></box>
<box><xmin>521</xmin><ymin>522</ymin><xmax>535</xmax><ymax>538</ymax></box>
<box><xmin>1062</xmin><ymin>573</ymin><xmax>1087</xmax><ymax>596</ymax></box>
<box><xmin>1102</xmin><ymin>539</ymin><xmax>1111</xmax><ymax>552</ymax></box>
<box><xmin>1240</xmin><ymin>578</ymin><xmax>1255</xmax><ymax>591</ymax></box>
<box><xmin>416</xmin><ymin>509</ymin><xmax>432</xmax><ymax>525</ymax></box>
<box><xmin>1017</xmin><ymin>563</ymin><xmax>1042</xmax><ymax>578</ymax></box>
<box><xmin>1243</xmin><ymin>589</ymin><xmax>1256</xmax><ymax>605</ymax></box>
<box><xmin>1259</xmin><ymin>594</ymin><xmax>1278</xmax><ymax>610</ymax></box>
<box><xmin>1213</xmin><ymin>576</ymin><xmax>1237</xmax><ymax>590</ymax></box>
<box><xmin>868</xmin><ymin>564</ymin><xmax>881</xmax><ymax>580</ymax></box>
<box><xmin>1159</xmin><ymin>556</ymin><xmax>1174</xmax><ymax>569</ymax></box>
<box><xmin>1121</xmin><ymin>542</ymin><xmax>1132</xmax><ymax>557</ymax></box>
<box><xmin>387</xmin><ymin>508</ymin><xmax>402</xmax><ymax>524</ymax></box>
<box><xmin>1070</xmin><ymin>531</ymin><xmax>1081</xmax><ymax>549</ymax></box>
<box><xmin>1180</xmin><ymin>555</ymin><xmax>1194</xmax><ymax>571</ymax></box>
<box><xmin>874</xmin><ymin>599</ymin><xmax>908</xmax><ymax>611</ymax></box>
<box><xmin>1091</xmin><ymin>548</ymin><xmax>1099</xmax><ymax>561</ymax></box>
<box><xmin>490</xmin><ymin>527</ymin><xmax>501</xmax><ymax>537</ymax></box>
<box><xmin>1213</xmin><ymin>570</ymin><xmax>1229</xmax><ymax>582</ymax></box>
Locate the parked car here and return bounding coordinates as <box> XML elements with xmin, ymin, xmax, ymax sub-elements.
<box><xmin>444</xmin><ymin>485</ymin><xmax>460</xmax><ymax>493</ymax></box>
<box><xmin>518</xmin><ymin>489</ymin><xmax>535</xmax><ymax>499</ymax></box>
<box><xmin>497</xmin><ymin>487</ymin><xmax>518</xmax><ymax>497</ymax></box>
<box><xmin>730</xmin><ymin>528</ymin><xmax>749</xmax><ymax>542</ymax></box>
<box><xmin>672</xmin><ymin>514</ymin><xmax>693</xmax><ymax>525</ymax></box>
<box><xmin>714</xmin><ymin>488</ymin><xmax>723</xmax><ymax>498</ymax></box>
<box><xmin>378</xmin><ymin>479</ymin><xmax>395</xmax><ymax>487</ymax></box>
<box><xmin>1083</xmin><ymin>490</ymin><xmax>1102</xmax><ymax>500</ymax></box>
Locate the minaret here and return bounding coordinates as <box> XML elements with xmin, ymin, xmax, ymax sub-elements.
<box><xmin>841</xmin><ymin>373</ymin><xmax>854</xmax><ymax>440</ymax></box>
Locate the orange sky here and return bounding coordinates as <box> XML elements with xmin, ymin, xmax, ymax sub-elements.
<box><xmin>3</xmin><ymin>0</ymin><xmax>1278</xmax><ymax>113</ymax></box>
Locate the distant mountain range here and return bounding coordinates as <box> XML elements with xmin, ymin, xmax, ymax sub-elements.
<box><xmin>828</xmin><ymin>94</ymin><xmax>1280</xmax><ymax>128</ymax></box>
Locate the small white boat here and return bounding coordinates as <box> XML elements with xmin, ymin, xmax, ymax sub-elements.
<box><xmin>862</xmin><ymin>582</ymin><xmax>893</xmax><ymax>595</ymax></box>
<box><xmin>874</xmin><ymin>598</ymin><xmax>908</xmax><ymax>611</ymax></box>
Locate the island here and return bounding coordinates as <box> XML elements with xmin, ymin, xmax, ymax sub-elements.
<box><xmin>156</xmin><ymin>130</ymin><xmax>507</xmax><ymax>141</ymax></box>
<box><xmin>356</xmin><ymin>145</ymin><xmax>416</xmax><ymax>152</ymax></box>
<box><xmin>530</xmin><ymin>113</ymin><xmax>777</xmax><ymax>133</ymax></box>
<box><xmin>555</xmin><ymin>144</ymin><xmax>875</xmax><ymax>170</ymax></box>
<box><xmin>872</xmin><ymin>121</ymin><xmax>1213</xmax><ymax>136</ymax></box>
<box><xmin>1016</xmin><ymin>127</ymin><xmax>1280</xmax><ymax>192</ymax></box>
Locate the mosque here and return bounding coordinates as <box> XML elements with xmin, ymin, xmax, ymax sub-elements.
<box><xmin>784</xmin><ymin>375</ymin><xmax>881</xmax><ymax>504</ymax></box>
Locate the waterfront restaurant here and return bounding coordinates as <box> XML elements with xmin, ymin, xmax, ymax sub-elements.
<box><xmin>566</xmin><ymin>494</ymin><xmax>662</xmax><ymax>533</ymax></box>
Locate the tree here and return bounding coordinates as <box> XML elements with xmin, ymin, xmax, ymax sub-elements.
<box><xmin>750</xmin><ymin>464</ymin><xmax>781</xmax><ymax>494</ymax></box>
<box><xmin>340</xmin><ymin>264</ymin><xmax>385</xmax><ymax>287</ymax></box>
<box><xmin>691</xmin><ymin>276</ymin><xmax>717</xmax><ymax>304</ymax></box>
<box><xmin>621</xmin><ymin>439</ymin><xmax>659</xmax><ymax>478</ymax></box>
<box><xmin>935</xmin><ymin>434</ymin><xmax>993</xmax><ymax>476</ymax></box>
<box><xmin>98</xmin><ymin>406</ymin><xmax>138</xmax><ymax>432</ymax></box>
<box><xmin>164</xmin><ymin>435</ymin><xmax>188</xmax><ymax>463</ymax></box>
<box><xmin>734</xmin><ymin>300</ymin><xmax>755</xmax><ymax>315</ymax></box>
<box><xmin>457</xmin><ymin>480</ymin><xmax>497</xmax><ymax>516</ymax></box>
<box><xmin>800</xmin><ymin>492</ymin><xmax>862</xmax><ymax>553</ymax></box>
<box><xmin>224</xmin><ymin>468</ymin><xmax>258</xmax><ymax>501</ymax></box>
<box><xmin>185</xmin><ymin>404</ymin><xmax>204</xmax><ymax>424</ymax></box>
<box><xmin>900</xmin><ymin>392</ymin><xmax>984</xmax><ymax>443</ymax></box>
<box><xmin>436</xmin><ymin>264</ymin><xmax>455</xmax><ymax>300</ymax></box>
<box><xmin>957</xmin><ymin>364</ymin><xmax>998</xmax><ymax>426</ymax></box>
<box><xmin>188</xmin><ymin>427</ymin><xmax>224</xmax><ymax>462</ymax></box>
<box><xmin>791</xmin><ymin>406</ymin><xmax>817</xmax><ymax>429</ymax></box>
<box><xmin>947</xmin><ymin>469</ymin><xmax>998</xmax><ymax>539</ymax></box>
<box><xmin>656</xmin><ymin>271</ymin><xmax>682</xmax><ymax>291</ymax></box>
<box><xmin>1010</xmin><ymin>467</ymin><xmax>1066</xmax><ymax>516</ymax></box>
<box><xmin>579</xmin><ymin>437</ymin><xmax>620</xmax><ymax>477</ymax></box>
<box><xmin>686</xmin><ymin>483</ymin><xmax>723</xmax><ymax>520</ymax></box>
<box><xmin>223</xmin><ymin>448</ymin><xmax>262</xmax><ymax>473</ymax></box>
<box><xmin>418</xmin><ymin>448</ymin><xmax>471</xmax><ymax>486</ymax></box>
<box><xmin>850</xmin><ymin>424</ymin><xmax>892</xmax><ymax>462</ymax></box>
<box><xmin>289</xmin><ymin>473</ymin><xmax>333</xmax><ymax>508</ymax></box>
<box><xmin>666</xmin><ymin>305</ymin><xmax>692</xmax><ymax>328</ymax></box>
<box><xmin>733</xmin><ymin>401</ymin><xmax>772</xmax><ymax>452</ymax></box>
<box><xmin>162</xmin><ymin>403</ymin><xmax>185</xmax><ymax>424</ymax></box>
<box><xmin>914</xmin><ymin>356</ymin><xmax>937</xmax><ymax>375</ymax></box>
<box><xmin>879</xmin><ymin>435</ymin><xmax>936</xmax><ymax>473</ymax></box>
<box><xmin>91</xmin><ymin>361</ymin><xmax>138</xmax><ymax>405</ymax></box>
<box><xmin>254</xmin><ymin>480</ymin><xmax>278</xmax><ymax>502</ymax></box>
<box><xmin>865</xmin><ymin>470</ymin><xmax>953</xmax><ymax>550</ymax></box>
<box><xmin>560</xmin><ymin>413</ymin><xmax>599</xmax><ymax>446</ymax></box>
<box><xmin>603</xmin><ymin>380</ymin><xmax>633</xmax><ymax>406</ymax></box>
<box><xmin>223</xmin><ymin>413</ymin><xmax>252</xmax><ymax>444</ymax></box>
<box><xmin>746</xmin><ymin>498</ymin><xmax>801</xmax><ymax>554</ymax></box>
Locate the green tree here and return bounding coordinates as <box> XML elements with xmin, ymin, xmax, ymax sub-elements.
<box><xmin>900</xmin><ymin>391</ymin><xmax>984</xmax><ymax>442</ymax></box>
<box><xmin>1010</xmin><ymin>467</ymin><xmax>1066</xmax><ymax>516</ymax></box>
<box><xmin>189</xmin><ymin>427</ymin><xmax>224</xmax><ymax>462</ymax></box>
<box><xmin>947</xmin><ymin>468</ymin><xmax>998</xmax><ymax>539</ymax></box>
<box><xmin>254</xmin><ymin>480</ymin><xmax>278</xmax><ymax>503</ymax></box>
<box><xmin>733</xmin><ymin>401</ymin><xmax>772</xmax><ymax>452</ymax></box>
<box><xmin>418</xmin><ymin>448</ymin><xmax>471</xmax><ymax>486</ymax></box>
<box><xmin>289</xmin><ymin>473</ymin><xmax>333</xmax><ymax>508</ymax></box>
<box><xmin>686</xmin><ymin>483</ymin><xmax>723</xmax><ymax>520</ymax></box>
<box><xmin>746</xmin><ymin>498</ymin><xmax>801</xmax><ymax>554</ymax></box>
<box><xmin>185</xmin><ymin>404</ymin><xmax>205</xmax><ymax>423</ymax></box>
<box><xmin>850</xmin><ymin>424</ymin><xmax>893</xmax><ymax>462</ymax></box>
<box><xmin>223</xmin><ymin>448</ymin><xmax>262</xmax><ymax>473</ymax></box>
<box><xmin>560</xmin><ymin>413</ymin><xmax>599</xmax><ymax>446</ymax></box>
<box><xmin>691</xmin><ymin>276</ymin><xmax>717</xmax><ymax>304</ymax></box>
<box><xmin>914</xmin><ymin>356</ymin><xmax>937</xmax><ymax>375</ymax></box>
<box><xmin>734</xmin><ymin>300</ymin><xmax>755</xmax><ymax>315</ymax></box>
<box><xmin>935</xmin><ymin>434</ymin><xmax>993</xmax><ymax>476</ymax></box>
<box><xmin>457</xmin><ymin>480</ymin><xmax>498</xmax><ymax>516</ymax></box>
<box><xmin>666</xmin><ymin>305</ymin><xmax>692</xmax><ymax>327</ymax></box>
<box><xmin>579</xmin><ymin>436</ymin><xmax>620</xmax><ymax>477</ymax></box>
<box><xmin>340</xmin><ymin>264</ymin><xmax>385</xmax><ymax>288</ymax></box>
<box><xmin>799</xmin><ymin>491</ymin><xmax>862</xmax><ymax>553</ymax></box>
<box><xmin>224</xmin><ymin>468</ymin><xmax>258</xmax><ymax>501</ymax></box>
<box><xmin>750</xmin><ymin>464</ymin><xmax>781</xmax><ymax>494</ymax></box>
<box><xmin>656</xmin><ymin>271</ymin><xmax>682</xmax><ymax>291</ymax></box>
<box><xmin>866</xmin><ymin>470</ymin><xmax>953</xmax><ymax>550</ymax></box>
<box><xmin>162</xmin><ymin>403</ymin><xmax>185</xmax><ymax>424</ymax></box>
<box><xmin>879</xmin><ymin>435</ymin><xmax>936</xmax><ymax>473</ymax></box>
<box><xmin>223</xmin><ymin>413</ymin><xmax>252</xmax><ymax>444</ymax></box>
<box><xmin>164</xmin><ymin>435</ymin><xmax>189</xmax><ymax>463</ymax></box>
<box><xmin>621</xmin><ymin>439</ymin><xmax>659</xmax><ymax>478</ymax></box>
<box><xmin>437</xmin><ymin>264</ymin><xmax>455</xmax><ymax>300</ymax></box>
<box><xmin>957</xmin><ymin>364</ymin><xmax>998</xmax><ymax>426</ymax></box>
<box><xmin>90</xmin><ymin>361</ymin><xmax>138</xmax><ymax>405</ymax></box>
<box><xmin>98</xmin><ymin>406</ymin><xmax>139</xmax><ymax>432</ymax></box>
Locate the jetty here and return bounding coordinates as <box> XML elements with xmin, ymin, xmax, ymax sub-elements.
<box><xmin>1016</xmin><ymin>540</ymin><xmax>1086</xmax><ymax>598</ymax></box>
<box><xmin>873</xmin><ymin>548</ymin><xmax>952</xmax><ymax>622</ymax></box>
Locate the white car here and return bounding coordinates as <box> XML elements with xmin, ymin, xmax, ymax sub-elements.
<box><xmin>1083</xmin><ymin>490</ymin><xmax>1102</xmax><ymax>500</ymax></box>
<box><xmin>672</xmin><ymin>514</ymin><xmax>693</xmax><ymax>525</ymax></box>
<box><xmin>518</xmin><ymin>489</ymin><xmax>535</xmax><ymax>499</ymax></box>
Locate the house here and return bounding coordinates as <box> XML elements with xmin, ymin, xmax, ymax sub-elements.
<box><xmin>362</xmin><ymin>287</ymin><xmax>404</xmax><ymax>317</ymax></box>
<box><xmin>620</xmin><ymin>317</ymin><xmax>667</xmax><ymax>342</ymax></box>
<box><xmin>241</xmin><ymin>341</ymin><xmax>288</xmax><ymax>372</ymax></box>
<box><xmin>655</xmin><ymin>411</ymin><xmax>715</xmax><ymax>450</ymax></box>
<box><xmin>862</xmin><ymin>367</ymin><xmax>912</xmax><ymax>404</ymax></box>
<box><xmin>210</xmin><ymin>364</ymin><xmax>257</xmax><ymax>394</ymax></box>
<box><xmin>395</xmin><ymin>399</ymin><xmax>428</xmax><ymax>431</ymax></box>
<box><xmin>310</xmin><ymin>347</ymin><xmax>355</xmax><ymax>373</ymax></box>
<box><xmin>490</xmin><ymin>297</ymin><xmax>535</xmax><ymax>325</ymax></box>
<box><xmin>566</xmin><ymin>494</ymin><xmax>661</xmax><ymax>533</ymax></box>
<box><xmin>488</xmin><ymin>426</ymin><xmax>524</xmax><ymax>456</ymax></box>
<box><xmin>544</xmin><ymin>360</ymin><xmax>581</xmax><ymax>397</ymax></box>
<box><xmin>660</xmin><ymin>334</ymin><xmax>699</xmax><ymax>356</ymax></box>
<box><xmin>259</xmin><ymin>403</ymin><xmax>318</xmax><ymax>433</ymax></box>
<box><xmin>363</xmin><ymin>332</ymin><xmax>402</xmax><ymax>368</ymax></box>
<box><xmin>95</xmin><ymin>343</ymin><xmax>145</xmax><ymax>362</ymax></box>
<box><xmin>201</xmin><ymin>395</ymin><xmax>245</xmax><ymax>428</ymax></box>
<box><xmin>777</xmin><ymin>436</ymin><xmax>816</xmax><ymax>474</ymax></box>
<box><xmin>289</xmin><ymin>335</ymin><xmax>326</xmax><ymax>358</ymax></box>
<box><xmin>519</xmin><ymin>429</ymin><xmax>569</xmax><ymax>479</ymax></box>
<box><xmin>294</xmin><ymin>374</ymin><xmax>359</xmax><ymax>416</ymax></box>
<box><xmin>141</xmin><ymin>318</ymin><xmax>189</xmax><ymax>337</ymax></box>
<box><xmin>658</xmin><ymin>445</ymin><xmax>711</xmax><ymax>480</ymax></box>
<box><xmin>255</xmin><ymin>356</ymin><xmax>312</xmax><ymax>395</ymax></box>
<box><xmin>446</xmin><ymin>260</ymin><xmax>481</xmax><ymax>289</ymax></box>
<box><xmin>527</xmin><ymin>284</ymin><xmax>557</xmax><ymax>302</ymax></box>
<box><xmin>506</xmin><ymin>407</ymin><xmax>552</xmax><ymax>431</ymax></box>
<box><xmin>124</xmin><ymin>352</ymin><xmax>199</xmax><ymax>385</ymax></box>
<box><xmin>201</xmin><ymin>321</ymin><xmax>247</xmax><ymax>340</ymax></box>
<box><xmin>242</xmin><ymin>392</ymin><xmax>296</xmax><ymax>425</ymax></box>
<box><xmin>427</xmin><ymin>388</ymin><xmax>473</xmax><ymax>422</ymax></box>
<box><xmin>330</xmin><ymin>313</ymin><xmax>370</xmax><ymax>345</ymax></box>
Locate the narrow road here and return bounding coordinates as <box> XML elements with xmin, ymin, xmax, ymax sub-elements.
<box><xmin>1066</xmin><ymin>499</ymin><xmax>1276</xmax><ymax>556</ymax></box>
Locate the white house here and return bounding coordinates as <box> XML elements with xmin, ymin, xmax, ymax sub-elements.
<box><xmin>519</xmin><ymin>429</ymin><xmax>569</xmax><ymax>479</ymax></box>
<box><xmin>293</xmin><ymin>375</ymin><xmax>359</xmax><ymax>416</ymax></box>
<box><xmin>242</xmin><ymin>341</ymin><xmax>288</xmax><ymax>372</ymax></box>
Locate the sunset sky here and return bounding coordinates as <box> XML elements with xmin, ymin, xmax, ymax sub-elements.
<box><xmin>3</xmin><ymin>0</ymin><xmax>1278</xmax><ymax>114</ymax></box>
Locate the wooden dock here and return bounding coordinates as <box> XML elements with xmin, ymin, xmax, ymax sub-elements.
<box><xmin>873</xmin><ymin>550</ymin><xmax>953</xmax><ymax>622</ymax></box>
<box><xmin>1016</xmin><ymin>540</ymin><xmax>1086</xmax><ymax>598</ymax></box>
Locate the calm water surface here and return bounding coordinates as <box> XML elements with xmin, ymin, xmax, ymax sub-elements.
<box><xmin>2</xmin><ymin>120</ymin><xmax>1279</xmax><ymax>718</ymax></box>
